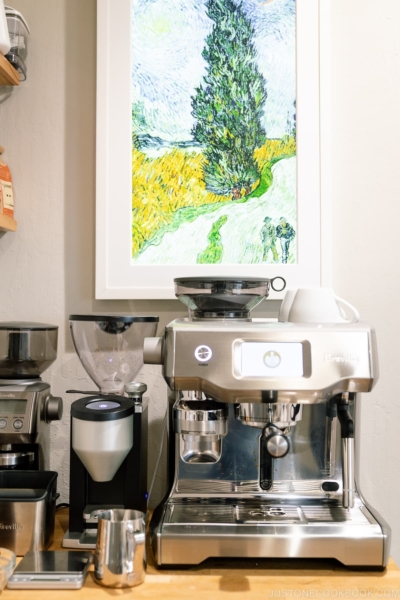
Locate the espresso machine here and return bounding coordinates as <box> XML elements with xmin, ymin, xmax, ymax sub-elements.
<box><xmin>0</xmin><ymin>322</ymin><xmax>63</xmax><ymax>470</ymax></box>
<box><xmin>63</xmin><ymin>314</ymin><xmax>158</xmax><ymax>549</ymax></box>
<box><xmin>146</xmin><ymin>277</ymin><xmax>390</xmax><ymax>568</ymax></box>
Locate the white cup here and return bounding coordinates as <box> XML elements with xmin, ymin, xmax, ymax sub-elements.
<box><xmin>280</xmin><ymin>287</ymin><xmax>360</xmax><ymax>324</ymax></box>
<box><xmin>278</xmin><ymin>289</ymin><xmax>297</xmax><ymax>322</ymax></box>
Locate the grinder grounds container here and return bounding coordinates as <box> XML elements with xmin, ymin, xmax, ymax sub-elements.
<box><xmin>0</xmin><ymin>470</ymin><xmax>58</xmax><ymax>555</ymax></box>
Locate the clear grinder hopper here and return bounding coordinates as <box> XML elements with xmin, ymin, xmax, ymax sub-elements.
<box><xmin>68</xmin><ymin>315</ymin><xmax>158</xmax><ymax>482</ymax></box>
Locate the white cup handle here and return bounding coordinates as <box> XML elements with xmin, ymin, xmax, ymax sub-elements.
<box><xmin>334</xmin><ymin>296</ymin><xmax>360</xmax><ymax>323</ymax></box>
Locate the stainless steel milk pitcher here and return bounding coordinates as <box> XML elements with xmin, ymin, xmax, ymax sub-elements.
<box><xmin>93</xmin><ymin>509</ymin><xmax>146</xmax><ymax>588</ymax></box>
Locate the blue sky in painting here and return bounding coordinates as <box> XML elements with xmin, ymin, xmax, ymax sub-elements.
<box><xmin>131</xmin><ymin>0</ymin><xmax>296</xmax><ymax>141</ymax></box>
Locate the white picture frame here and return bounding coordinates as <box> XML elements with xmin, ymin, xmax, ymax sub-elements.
<box><xmin>96</xmin><ymin>0</ymin><xmax>332</xmax><ymax>300</ymax></box>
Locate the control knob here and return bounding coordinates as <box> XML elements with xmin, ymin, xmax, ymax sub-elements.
<box><xmin>45</xmin><ymin>396</ymin><xmax>63</xmax><ymax>422</ymax></box>
<box><xmin>263</xmin><ymin>426</ymin><xmax>290</xmax><ymax>458</ymax></box>
<box><xmin>124</xmin><ymin>382</ymin><xmax>147</xmax><ymax>401</ymax></box>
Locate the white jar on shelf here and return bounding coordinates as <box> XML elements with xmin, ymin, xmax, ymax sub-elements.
<box><xmin>0</xmin><ymin>0</ymin><xmax>10</xmax><ymax>56</ymax></box>
<box><xmin>4</xmin><ymin>5</ymin><xmax>30</xmax><ymax>80</ymax></box>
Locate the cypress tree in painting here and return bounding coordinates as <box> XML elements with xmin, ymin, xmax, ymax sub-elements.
<box><xmin>191</xmin><ymin>0</ymin><xmax>267</xmax><ymax>197</ymax></box>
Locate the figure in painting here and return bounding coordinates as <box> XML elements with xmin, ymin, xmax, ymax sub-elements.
<box><xmin>276</xmin><ymin>217</ymin><xmax>295</xmax><ymax>264</ymax></box>
<box><xmin>260</xmin><ymin>216</ymin><xmax>278</xmax><ymax>262</ymax></box>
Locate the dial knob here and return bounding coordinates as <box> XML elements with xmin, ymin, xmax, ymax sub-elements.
<box><xmin>124</xmin><ymin>382</ymin><xmax>147</xmax><ymax>399</ymax></box>
<box><xmin>265</xmin><ymin>430</ymin><xmax>289</xmax><ymax>458</ymax></box>
<box><xmin>45</xmin><ymin>396</ymin><xmax>63</xmax><ymax>422</ymax></box>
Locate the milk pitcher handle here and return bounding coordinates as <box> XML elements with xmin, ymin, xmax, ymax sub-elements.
<box><xmin>334</xmin><ymin>295</ymin><xmax>360</xmax><ymax>323</ymax></box>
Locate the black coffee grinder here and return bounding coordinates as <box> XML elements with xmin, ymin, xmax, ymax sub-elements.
<box><xmin>62</xmin><ymin>315</ymin><xmax>158</xmax><ymax>549</ymax></box>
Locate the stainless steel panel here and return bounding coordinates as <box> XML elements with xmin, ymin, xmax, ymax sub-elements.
<box><xmin>156</xmin><ymin>524</ymin><xmax>384</xmax><ymax>566</ymax></box>
<box><xmin>0</xmin><ymin>500</ymin><xmax>49</xmax><ymax>555</ymax></box>
<box><xmin>354</xmin><ymin>396</ymin><xmax>389</xmax><ymax>566</ymax></box>
<box><xmin>163</xmin><ymin>321</ymin><xmax>378</xmax><ymax>403</ymax></box>
<box><xmin>62</xmin><ymin>530</ymin><xmax>97</xmax><ymax>549</ymax></box>
<box><xmin>172</xmin><ymin>403</ymin><xmax>343</xmax><ymax>500</ymax></box>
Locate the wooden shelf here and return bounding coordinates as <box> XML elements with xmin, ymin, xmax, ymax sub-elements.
<box><xmin>0</xmin><ymin>52</ymin><xmax>19</xmax><ymax>86</ymax></box>
<box><xmin>0</xmin><ymin>213</ymin><xmax>17</xmax><ymax>231</ymax></box>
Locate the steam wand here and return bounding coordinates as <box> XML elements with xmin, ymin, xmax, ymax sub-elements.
<box><xmin>329</xmin><ymin>393</ymin><xmax>355</xmax><ymax>509</ymax></box>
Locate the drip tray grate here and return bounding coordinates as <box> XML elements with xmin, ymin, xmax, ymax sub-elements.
<box><xmin>235</xmin><ymin>505</ymin><xmax>303</xmax><ymax>524</ymax></box>
<box><xmin>165</xmin><ymin>503</ymin><xmax>372</xmax><ymax>526</ymax></box>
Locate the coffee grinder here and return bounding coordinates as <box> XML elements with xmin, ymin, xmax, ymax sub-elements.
<box><xmin>145</xmin><ymin>277</ymin><xmax>390</xmax><ymax>568</ymax></box>
<box><xmin>62</xmin><ymin>315</ymin><xmax>158</xmax><ymax>549</ymax></box>
<box><xmin>0</xmin><ymin>322</ymin><xmax>63</xmax><ymax>471</ymax></box>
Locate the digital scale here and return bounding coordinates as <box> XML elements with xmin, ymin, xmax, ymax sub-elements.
<box><xmin>7</xmin><ymin>551</ymin><xmax>93</xmax><ymax>589</ymax></box>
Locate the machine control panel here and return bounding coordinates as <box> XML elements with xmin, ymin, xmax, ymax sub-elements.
<box><xmin>241</xmin><ymin>342</ymin><xmax>304</xmax><ymax>377</ymax></box>
<box><xmin>0</xmin><ymin>397</ymin><xmax>30</xmax><ymax>433</ymax></box>
<box><xmin>167</xmin><ymin>323</ymin><xmax>377</xmax><ymax>402</ymax></box>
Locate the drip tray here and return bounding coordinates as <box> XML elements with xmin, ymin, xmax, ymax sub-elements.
<box><xmin>165</xmin><ymin>503</ymin><xmax>372</xmax><ymax>526</ymax></box>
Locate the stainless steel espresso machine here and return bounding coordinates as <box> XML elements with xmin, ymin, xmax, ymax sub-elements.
<box><xmin>63</xmin><ymin>314</ymin><xmax>158</xmax><ymax>550</ymax></box>
<box><xmin>0</xmin><ymin>322</ymin><xmax>63</xmax><ymax>470</ymax></box>
<box><xmin>145</xmin><ymin>277</ymin><xmax>390</xmax><ymax>568</ymax></box>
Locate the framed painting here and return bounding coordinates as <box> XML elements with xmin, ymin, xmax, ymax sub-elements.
<box><xmin>96</xmin><ymin>0</ymin><xmax>331</xmax><ymax>299</ymax></box>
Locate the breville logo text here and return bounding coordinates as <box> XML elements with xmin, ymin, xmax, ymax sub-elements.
<box><xmin>0</xmin><ymin>523</ymin><xmax>23</xmax><ymax>530</ymax></box>
<box><xmin>0</xmin><ymin>394</ymin><xmax>16</xmax><ymax>398</ymax></box>
<box><xmin>324</xmin><ymin>354</ymin><xmax>359</xmax><ymax>364</ymax></box>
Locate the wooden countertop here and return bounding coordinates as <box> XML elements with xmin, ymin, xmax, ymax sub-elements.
<box><xmin>3</xmin><ymin>508</ymin><xmax>400</xmax><ymax>599</ymax></box>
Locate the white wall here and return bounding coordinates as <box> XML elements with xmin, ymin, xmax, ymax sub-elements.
<box><xmin>0</xmin><ymin>0</ymin><xmax>399</xmax><ymax>564</ymax></box>
<box><xmin>330</xmin><ymin>0</ymin><xmax>400</xmax><ymax>564</ymax></box>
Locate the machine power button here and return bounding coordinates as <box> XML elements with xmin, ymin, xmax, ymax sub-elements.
<box><xmin>195</xmin><ymin>345</ymin><xmax>213</xmax><ymax>362</ymax></box>
<box><xmin>13</xmin><ymin>419</ymin><xmax>23</xmax><ymax>430</ymax></box>
<box><xmin>0</xmin><ymin>419</ymin><xmax>7</xmax><ymax>429</ymax></box>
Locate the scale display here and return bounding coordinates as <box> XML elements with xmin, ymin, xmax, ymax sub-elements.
<box><xmin>241</xmin><ymin>342</ymin><xmax>304</xmax><ymax>377</ymax></box>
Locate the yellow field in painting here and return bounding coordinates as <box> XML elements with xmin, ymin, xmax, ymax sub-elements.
<box><xmin>132</xmin><ymin>137</ymin><xmax>296</xmax><ymax>257</ymax></box>
<box><xmin>254</xmin><ymin>136</ymin><xmax>296</xmax><ymax>168</ymax></box>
